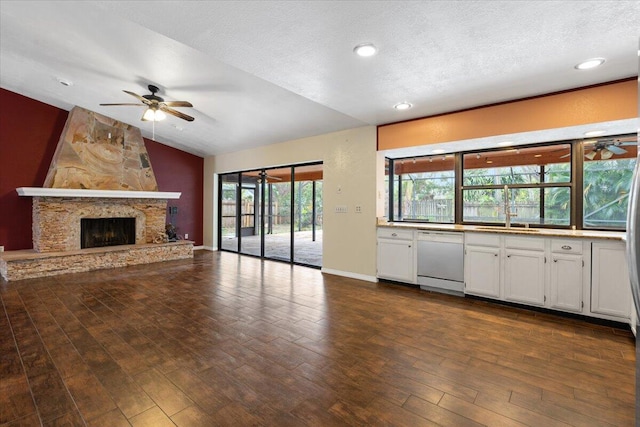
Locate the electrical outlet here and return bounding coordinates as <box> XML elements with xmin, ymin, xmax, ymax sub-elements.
<box><xmin>355</xmin><ymin>205</ymin><xmax>362</xmax><ymax>213</ymax></box>
<box><xmin>335</xmin><ymin>205</ymin><xmax>348</xmax><ymax>213</ymax></box>
<box><xmin>184</xmin><ymin>233</ymin><xmax>189</xmax><ymax>239</ymax></box>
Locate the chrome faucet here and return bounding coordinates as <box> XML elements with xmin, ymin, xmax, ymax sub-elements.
<box><xmin>504</xmin><ymin>184</ymin><xmax>517</xmax><ymax>228</ymax></box>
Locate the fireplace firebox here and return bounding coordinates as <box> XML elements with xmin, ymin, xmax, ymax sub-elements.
<box><xmin>81</xmin><ymin>217</ymin><xmax>136</xmax><ymax>249</ymax></box>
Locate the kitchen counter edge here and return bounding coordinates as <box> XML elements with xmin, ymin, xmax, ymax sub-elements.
<box><xmin>378</xmin><ymin>223</ymin><xmax>625</xmax><ymax>241</ymax></box>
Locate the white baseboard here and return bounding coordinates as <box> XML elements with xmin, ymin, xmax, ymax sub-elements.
<box><xmin>321</xmin><ymin>268</ymin><xmax>378</xmax><ymax>283</ymax></box>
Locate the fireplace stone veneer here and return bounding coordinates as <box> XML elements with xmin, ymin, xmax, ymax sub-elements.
<box><xmin>32</xmin><ymin>197</ymin><xmax>167</xmax><ymax>252</ymax></box>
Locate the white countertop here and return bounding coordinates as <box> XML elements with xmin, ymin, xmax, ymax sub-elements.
<box><xmin>378</xmin><ymin>222</ymin><xmax>626</xmax><ymax>241</ymax></box>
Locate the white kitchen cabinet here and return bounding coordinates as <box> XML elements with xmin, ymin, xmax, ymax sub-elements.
<box><xmin>591</xmin><ymin>241</ymin><xmax>631</xmax><ymax>319</ymax></box>
<box><xmin>549</xmin><ymin>253</ymin><xmax>583</xmax><ymax>312</ymax></box>
<box><xmin>464</xmin><ymin>245</ymin><xmax>501</xmax><ymax>298</ymax></box>
<box><xmin>549</xmin><ymin>239</ymin><xmax>584</xmax><ymax>313</ymax></box>
<box><xmin>504</xmin><ymin>248</ymin><xmax>546</xmax><ymax>306</ymax></box>
<box><xmin>377</xmin><ymin>228</ymin><xmax>415</xmax><ymax>283</ymax></box>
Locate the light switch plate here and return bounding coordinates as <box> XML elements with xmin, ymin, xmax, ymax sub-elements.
<box><xmin>335</xmin><ymin>205</ymin><xmax>348</xmax><ymax>213</ymax></box>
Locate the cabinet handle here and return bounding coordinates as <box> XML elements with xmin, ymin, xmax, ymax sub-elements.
<box><xmin>561</xmin><ymin>245</ymin><xmax>572</xmax><ymax>250</ymax></box>
<box><xmin>494</xmin><ymin>253</ymin><xmax>498</xmax><ymax>257</ymax></box>
<box><xmin>554</xmin><ymin>259</ymin><xmax>557</xmax><ymax>263</ymax></box>
<box><xmin>391</xmin><ymin>233</ymin><xmax>397</xmax><ymax>237</ymax></box>
<box><xmin>507</xmin><ymin>255</ymin><xmax>511</xmax><ymax>258</ymax></box>
<box><xmin>408</xmin><ymin>245</ymin><xmax>411</xmax><ymax>248</ymax></box>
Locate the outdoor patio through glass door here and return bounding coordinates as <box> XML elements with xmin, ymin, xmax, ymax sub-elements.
<box><xmin>218</xmin><ymin>162</ymin><xmax>322</xmax><ymax>268</ymax></box>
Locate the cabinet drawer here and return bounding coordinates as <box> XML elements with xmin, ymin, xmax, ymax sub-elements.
<box><xmin>377</xmin><ymin>228</ymin><xmax>414</xmax><ymax>240</ymax></box>
<box><xmin>465</xmin><ymin>232</ymin><xmax>500</xmax><ymax>247</ymax></box>
<box><xmin>504</xmin><ymin>236</ymin><xmax>545</xmax><ymax>251</ymax></box>
<box><xmin>551</xmin><ymin>240</ymin><xmax>583</xmax><ymax>254</ymax></box>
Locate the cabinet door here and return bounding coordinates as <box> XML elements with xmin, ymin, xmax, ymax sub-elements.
<box><xmin>550</xmin><ymin>253</ymin><xmax>583</xmax><ymax>313</ymax></box>
<box><xmin>377</xmin><ymin>238</ymin><xmax>414</xmax><ymax>283</ymax></box>
<box><xmin>464</xmin><ymin>245</ymin><xmax>500</xmax><ymax>298</ymax></box>
<box><xmin>504</xmin><ymin>249</ymin><xmax>545</xmax><ymax>306</ymax></box>
<box><xmin>591</xmin><ymin>241</ymin><xmax>631</xmax><ymax>319</ymax></box>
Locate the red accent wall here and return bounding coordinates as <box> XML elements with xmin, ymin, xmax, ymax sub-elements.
<box><xmin>145</xmin><ymin>138</ymin><xmax>203</xmax><ymax>245</ymax></box>
<box><xmin>0</xmin><ymin>88</ymin><xmax>204</xmax><ymax>250</ymax></box>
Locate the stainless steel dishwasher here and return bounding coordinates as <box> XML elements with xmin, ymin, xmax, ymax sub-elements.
<box><xmin>417</xmin><ymin>231</ymin><xmax>464</xmax><ymax>295</ymax></box>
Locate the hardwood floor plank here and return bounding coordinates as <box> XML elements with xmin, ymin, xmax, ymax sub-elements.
<box><xmin>65</xmin><ymin>371</ymin><xmax>117</xmax><ymax>422</ymax></box>
<box><xmin>129</xmin><ymin>406</ymin><xmax>176</xmax><ymax>427</ymax></box>
<box><xmin>133</xmin><ymin>368</ymin><xmax>194</xmax><ymax>417</ymax></box>
<box><xmin>402</xmin><ymin>394</ymin><xmax>485</xmax><ymax>426</ymax></box>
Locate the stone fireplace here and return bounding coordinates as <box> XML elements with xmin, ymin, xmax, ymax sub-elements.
<box><xmin>0</xmin><ymin>107</ymin><xmax>194</xmax><ymax>281</ymax></box>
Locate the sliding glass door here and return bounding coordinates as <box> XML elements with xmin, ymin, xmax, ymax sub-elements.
<box><xmin>218</xmin><ymin>162</ymin><xmax>323</xmax><ymax>267</ymax></box>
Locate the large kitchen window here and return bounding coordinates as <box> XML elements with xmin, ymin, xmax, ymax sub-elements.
<box><xmin>462</xmin><ymin>143</ymin><xmax>572</xmax><ymax>227</ymax></box>
<box><xmin>386</xmin><ymin>133</ymin><xmax>637</xmax><ymax>230</ymax></box>
<box><xmin>388</xmin><ymin>154</ymin><xmax>455</xmax><ymax>223</ymax></box>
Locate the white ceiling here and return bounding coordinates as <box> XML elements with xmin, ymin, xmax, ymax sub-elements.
<box><xmin>1</xmin><ymin>1</ymin><xmax>638</xmax><ymax>158</ymax></box>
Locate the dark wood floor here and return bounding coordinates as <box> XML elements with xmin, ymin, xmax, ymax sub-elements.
<box><xmin>1</xmin><ymin>251</ymin><xmax>635</xmax><ymax>426</ymax></box>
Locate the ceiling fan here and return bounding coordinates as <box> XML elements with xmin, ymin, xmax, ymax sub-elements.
<box><xmin>100</xmin><ymin>84</ymin><xmax>194</xmax><ymax>122</ymax></box>
<box><xmin>557</xmin><ymin>134</ymin><xmax>637</xmax><ymax>160</ymax></box>
<box><xmin>584</xmin><ymin>135</ymin><xmax>637</xmax><ymax>160</ymax></box>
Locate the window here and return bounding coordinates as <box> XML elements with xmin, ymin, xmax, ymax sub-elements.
<box><xmin>389</xmin><ymin>155</ymin><xmax>455</xmax><ymax>223</ymax></box>
<box><xmin>386</xmin><ymin>134</ymin><xmax>637</xmax><ymax>230</ymax></box>
<box><xmin>583</xmin><ymin>135</ymin><xmax>638</xmax><ymax>229</ymax></box>
<box><xmin>462</xmin><ymin>144</ymin><xmax>572</xmax><ymax>226</ymax></box>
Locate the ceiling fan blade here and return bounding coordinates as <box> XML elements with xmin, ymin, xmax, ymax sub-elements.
<box><xmin>160</xmin><ymin>106</ymin><xmax>194</xmax><ymax>122</ymax></box>
<box><xmin>559</xmin><ymin>153</ymin><xmax>571</xmax><ymax>158</ymax></box>
<box><xmin>162</xmin><ymin>101</ymin><xmax>193</xmax><ymax>107</ymax></box>
<box><xmin>123</xmin><ymin>90</ymin><xmax>151</xmax><ymax>105</ymax></box>
<box><xmin>606</xmin><ymin>145</ymin><xmax>627</xmax><ymax>155</ymax></box>
<box><xmin>99</xmin><ymin>103</ymin><xmax>144</xmax><ymax>106</ymax></box>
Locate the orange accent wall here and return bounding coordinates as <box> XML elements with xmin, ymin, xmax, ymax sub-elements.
<box><xmin>378</xmin><ymin>79</ymin><xmax>637</xmax><ymax>150</ymax></box>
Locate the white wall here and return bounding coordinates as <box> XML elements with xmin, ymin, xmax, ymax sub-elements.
<box><xmin>203</xmin><ymin>126</ymin><xmax>379</xmax><ymax>281</ymax></box>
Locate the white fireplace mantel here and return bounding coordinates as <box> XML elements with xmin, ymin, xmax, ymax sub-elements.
<box><xmin>16</xmin><ymin>187</ymin><xmax>181</xmax><ymax>199</ymax></box>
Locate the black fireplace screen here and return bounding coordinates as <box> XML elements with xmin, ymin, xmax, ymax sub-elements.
<box><xmin>81</xmin><ymin>217</ymin><xmax>136</xmax><ymax>249</ymax></box>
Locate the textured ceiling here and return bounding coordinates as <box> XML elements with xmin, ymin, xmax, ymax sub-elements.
<box><xmin>1</xmin><ymin>1</ymin><xmax>638</xmax><ymax>157</ymax></box>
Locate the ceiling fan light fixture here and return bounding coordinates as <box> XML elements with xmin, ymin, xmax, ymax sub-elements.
<box><xmin>574</xmin><ymin>58</ymin><xmax>605</xmax><ymax>70</ymax></box>
<box><xmin>585</xmin><ymin>151</ymin><xmax>597</xmax><ymax>160</ymax></box>
<box><xmin>600</xmin><ymin>148</ymin><xmax>614</xmax><ymax>160</ymax></box>
<box><xmin>143</xmin><ymin>107</ymin><xmax>166</xmax><ymax>121</ymax></box>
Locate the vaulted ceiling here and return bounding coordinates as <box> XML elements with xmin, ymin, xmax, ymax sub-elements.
<box><xmin>1</xmin><ymin>1</ymin><xmax>638</xmax><ymax>157</ymax></box>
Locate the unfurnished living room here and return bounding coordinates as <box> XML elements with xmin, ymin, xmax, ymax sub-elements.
<box><xmin>1</xmin><ymin>2</ymin><xmax>639</xmax><ymax>426</ymax></box>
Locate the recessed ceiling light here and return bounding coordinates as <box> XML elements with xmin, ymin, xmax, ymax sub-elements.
<box><xmin>353</xmin><ymin>43</ymin><xmax>377</xmax><ymax>57</ymax></box>
<box><xmin>574</xmin><ymin>58</ymin><xmax>605</xmax><ymax>70</ymax></box>
<box><xmin>394</xmin><ymin>102</ymin><xmax>412</xmax><ymax>111</ymax></box>
<box><xmin>57</xmin><ymin>77</ymin><xmax>73</xmax><ymax>87</ymax></box>
<box><xmin>497</xmin><ymin>141</ymin><xmax>513</xmax><ymax>147</ymax></box>
<box><xmin>432</xmin><ymin>149</ymin><xmax>445</xmax><ymax>154</ymax></box>
<box><xmin>584</xmin><ymin>130</ymin><xmax>606</xmax><ymax>137</ymax></box>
